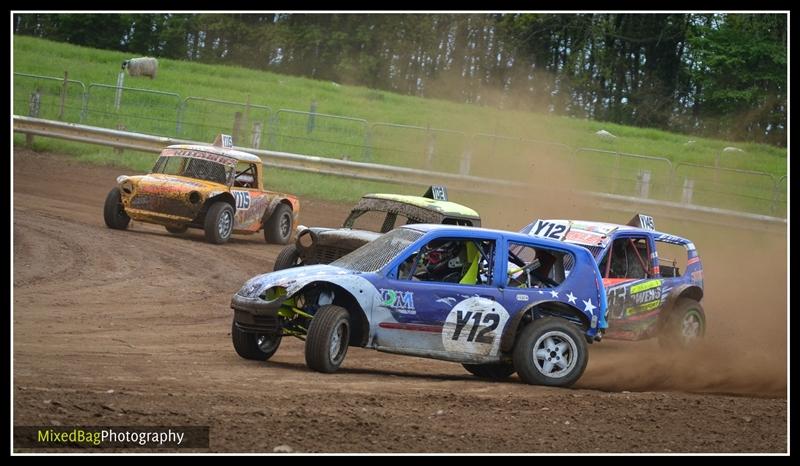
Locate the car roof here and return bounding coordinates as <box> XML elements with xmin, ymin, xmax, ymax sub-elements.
<box><xmin>542</xmin><ymin>219</ymin><xmax>690</xmax><ymax>246</ymax></box>
<box><xmin>362</xmin><ymin>194</ymin><xmax>480</xmax><ymax>219</ymax></box>
<box><xmin>401</xmin><ymin>224</ymin><xmax>592</xmax><ymax>254</ymax></box>
<box><xmin>167</xmin><ymin>144</ymin><xmax>262</xmax><ymax>163</ymax></box>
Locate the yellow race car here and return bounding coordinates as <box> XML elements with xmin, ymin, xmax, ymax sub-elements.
<box><xmin>104</xmin><ymin>135</ymin><xmax>299</xmax><ymax>244</ymax></box>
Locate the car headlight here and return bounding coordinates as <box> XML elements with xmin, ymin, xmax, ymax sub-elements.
<box><xmin>297</xmin><ymin>229</ymin><xmax>315</xmax><ymax>250</ymax></box>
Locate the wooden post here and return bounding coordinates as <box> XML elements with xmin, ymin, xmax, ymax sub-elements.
<box><xmin>58</xmin><ymin>71</ymin><xmax>68</xmax><ymax>120</ymax></box>
<box><xmin>233</xmin><ymin>112</ymin><xmax>243</xmax><ymax>145</ymax></box>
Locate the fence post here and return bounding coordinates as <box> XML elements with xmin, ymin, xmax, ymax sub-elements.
<box><xmin>251</xmin><ymin>121</ymin><xmax>263</xmax><ymax>150</ymax></box>
<box><xmin>58</xmin><ymin>71</ymin><xmax>68</xmax><ymax>120</ymax></box>
<box><xmin>459</xmin><ymin>134</ymin><xmax>474</xmax><ymax>176</ymax></box>
<box><xmin>307</xmin><ymin>100</ymin><xmax>317</xmax><ymax>134</ymax></box>
<box><xmin>425</xmin><ymin>125</ymin><xmax>435</xmax><ymax>169</ymax></box>
<box><xmin>363</xmin><ymin>124</ymin><xmax>373</xmax><ymax>162</ymax></box>
<box><xmin>681</xmin><ymin>178</ymin><xmax>694</xmax><ymax>205</ymax></box>
<box><xmin>233</xmin><ymin>112</ymin><xmax>243</xmax><ymax>145</ymax></box>
<box><xmin>636</xmin><ymin>170</ymin><xmax>651</xmax><ymax>199</ymax></box>
<box><xmin>114</xmin><ymin>71</ymin><xmax>125</xmax><ymax>112</ymax></box>
<box><xmin>26</xmin><ymin>88</ymin><xmax>40</xmax><ymax>145</ymax></box>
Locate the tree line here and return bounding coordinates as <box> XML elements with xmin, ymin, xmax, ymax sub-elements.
<box><xmin>14</xmin><ymin>13</ymin><xmax>787</xmax><ymax>146</ymax></box>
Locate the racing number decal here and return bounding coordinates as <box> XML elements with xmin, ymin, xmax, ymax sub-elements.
<box><xmin>529</xmin><ymin>220</ymin><xmax>570</xmax><ymax>241</ymax></box>
<box><xmin>232</xmin><ymin>191</ymin><xmax>251</xmax><ymax>210</ymax></box>
<box><xmin>442</xmin><ymin>297</ymin><xmax>509</xmax><ymax>356</ymax></box>
<box><xmin>452</xmin><ymin>311</ymin><xmax>500</xmax><ymax>343</ymax></box>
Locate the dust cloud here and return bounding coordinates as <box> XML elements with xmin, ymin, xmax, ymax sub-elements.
<box><xmin>447</xmin><ymin>134</ymin><xmax>787</xmax><ymax>398</ymax></box>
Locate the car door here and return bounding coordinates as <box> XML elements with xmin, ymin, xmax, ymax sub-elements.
<box><xmin>371</xmin><ymin>236</ymin><xmax>505</xmax><ymax>361</ymax></box>
<box><xmin>600</xmin><ymin>234</ymin><xmax>664</xmax><ymax>340</ymax></box>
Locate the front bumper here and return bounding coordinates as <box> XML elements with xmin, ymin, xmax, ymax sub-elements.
<box><xmin>230</xmin><ymin>293</ymin><xmax>283</xmax><ymax>316</ymax></box>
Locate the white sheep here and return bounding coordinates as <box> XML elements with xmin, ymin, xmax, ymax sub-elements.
<box><xmin>124</xmin><ymin>57</ymin><xmax>158</xmax><ymax>79</ymax></box>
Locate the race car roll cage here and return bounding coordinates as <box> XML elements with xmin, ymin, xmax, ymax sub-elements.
<box><xmin>602</xmin><ymin>237</ymin><xmax>653</xmax><ymax>279</ymax></box>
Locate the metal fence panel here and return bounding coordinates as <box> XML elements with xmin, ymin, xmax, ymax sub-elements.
<box><xmin>178</xmin><ymin>97</ymin><xmax>271</xmax><ymax>148</ymax></box>
<box><xmin>13</xmin><ymin>73</ymin><xmax>86</xmax><ymax>123</ymax></box>
<box><xmin>673</xmin><ymin>162</ymin><xmax>777</xmax><ymax>216</ymax></box>
<box><xmin>269</xmin><ymin>109</ymin><xmax>368</xmax><ymax>161</ymax></box>
<box><xmin>84</xmin><ymin>84</ymin><xmax>181</xmax><ymax>137</ymax></box>
<box><xmin>368</xmin><ymin>123</ymin><xmax>467</xmax><ymax>173</ymax></box>
<box><xmin>574</xmin><ymin>148</ymin><xmax>674</xmax><ymax>200</ymax></box>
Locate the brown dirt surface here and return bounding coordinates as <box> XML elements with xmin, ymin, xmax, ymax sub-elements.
<box><xmin>13</xmin><ymin>148</ymin><xmax>787</xmax><ymax>453</ymax></box>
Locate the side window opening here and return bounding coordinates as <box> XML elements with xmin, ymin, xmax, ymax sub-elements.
<box><xmin>441</xmin><ymin>218</ymin><xmax>473</xmax><ymax>226</ymax></box>
<box><xmin>507</xmin><ymin>242</ymin><xmax>570</xmax><ymax>288</ymax></box>
<box><xmin>655</xmin><ymin>240</ymin><xmax>689</xmax><ymax>278</ymax></box>
<box><xmin>234</xmin><ymin>162</ymin><xmax>257</xmax><ymax>188</ymax></box>
<box><xmin>398</xmin><ymin>238</ymin><xmax>495</xmax><ymax>285</ymax></box>
<box><xmin>600</xmin><ymin>237</ymin><xmax>651</xmax><ymax>279</ymax></box>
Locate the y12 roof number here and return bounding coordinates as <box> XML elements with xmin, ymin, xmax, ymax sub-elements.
<box><xmin>528</xmin><ymin>219</ymin><xmax>570</xmax><ymax>241</ymax></box>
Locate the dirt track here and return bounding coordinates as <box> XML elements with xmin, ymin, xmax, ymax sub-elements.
<box><xmin>13</xmin><ymin>149</ymin><xmax>787</xmax><ymax>453</ymax></box>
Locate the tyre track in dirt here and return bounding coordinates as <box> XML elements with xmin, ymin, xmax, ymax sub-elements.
<box><xmin>13</xmin><ymin>149</ymin><xmax>787</xmax><ymax>453</ymax></box>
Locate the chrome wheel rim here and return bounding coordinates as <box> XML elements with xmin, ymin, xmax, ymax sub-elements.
<box><xmin>533</xmin><ymin>331</ymin><xmax>578</xmax><ymax>378</ymax></box>
<box><xmin>218</xmin><ymin>210</ymin><xmax>233</xmax><ymax>238</ymax></box>
<box><xmin>329</xmin><ymin>322</ymin><xmax>347</xmax><ymax>363</ymax></box>
<box><xmin>681</xmin><ymin>311</ymin><xmax>703</xmax><ymax>344</ymax></box>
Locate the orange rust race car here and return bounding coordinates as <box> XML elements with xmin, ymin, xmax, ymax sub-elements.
<box><xmin>103</xmin><ymin>135</ymin><xmax>299</xmax><ymax>245</ymax></box>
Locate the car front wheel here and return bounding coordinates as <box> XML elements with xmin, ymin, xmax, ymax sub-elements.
<box><xmin>204</xmin><ymin>202</ymin><xmax>235</xmax><ymax>244</ymax></box>
<box><xmin>264</xmin><ymin>203</ymin><xmax>293</xmax><ymax>245</ymax></box>
<box><xmin>305</xmin><ymin>305</ymin><xmax>350</xmax><ymax>373</ymax></box>
<box><xmin>103</xmin><ymin>188</ymin><xmax>130</xmax><ymax>230</ymax></box>
<box><xmin>513</xmin><ymin>317</ymin><xmax>588</xmax><ymax>387</ymax></box>
<box><xmin>659</xmin><ymin>298</ymin><xmax>706</xmax><ymax>350</ymax></box>
<box><xmin>273</xmin><ymin>244</ymin><xmax>302</xmax><ymax>271</ymax></box>
<box><xmin>231</xmin><ymin>319</ymin><xmax>282</xmax><ymax>361</ymax></box>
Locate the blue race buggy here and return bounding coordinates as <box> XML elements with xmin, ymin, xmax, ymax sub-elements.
<box><xmin>231</xmin><ymin>224</ymin><xmax>607</xmax><ymax>387</ymax></box>
<box><xmin>520</xmin><ymin>214</ymin><xmax>704</xmax><ymax>348</ymax></box>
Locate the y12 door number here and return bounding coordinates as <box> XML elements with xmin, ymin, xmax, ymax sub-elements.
<box><xmin>452</xmin><ymin>311</ymin><xmax>500</xmax><ymax>344</ymax></box>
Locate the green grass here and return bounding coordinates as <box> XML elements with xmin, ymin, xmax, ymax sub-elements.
<box><xmin>13</xmin><ymin>35</ymin><xmax>787</xmax><ymax>216</ymax></box>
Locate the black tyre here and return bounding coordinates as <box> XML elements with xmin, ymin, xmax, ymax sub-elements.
<box><xmin>513</xmin><ymin>317</ymin><xmax>588</xmax><ymax>387</ymax></box>
<box><xmin>658</xmin><ymin>298</ymin><xmax>706</xmax><ymax>350</ymax></box>
<box><xmin>305</xmin><ymin>305</ymin><xmax>350</xmax><ymax>373</ymax></box>
<box><xmin>231</xmin><ymin>319</ymin><xmax>282</xmax><ymax>361</ymax></box>
<box><xmin>273</xmin><ymin>244</ymin><xmax>302</xmax><ymax>271</ymax></box>
<box><xmin>204</xmin><ymin>202</ymin><xmax>235</xmax><ymax>244</ymax></box>
<box><xmin>103</xmin><ymin>187</ymin><xmax>130</xmax><ymax>230</ymax></box>
<box><xmin>264</xmin><ymin>203</ymin><xmax>293</xmax><ymax>245</ymax></box>
<box><xmin>165</xmin><ymin>225</ymin><xmax>188</xmax><ymax>235</ymax></box>
<box><xmin>462</xmin><ymin>363</ymin><xmax>516</xmax><ymax>380</ymax></box>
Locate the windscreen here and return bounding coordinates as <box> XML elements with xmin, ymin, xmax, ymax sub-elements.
<box><xmin>152</xmin><ymin>153</ymin><xmax>231</xmax><ymax>185</ymax></box>
<box><xmin>331</xmin><ymin>228</ymin><xmax>423</xmax><ymax>272</ymax></box>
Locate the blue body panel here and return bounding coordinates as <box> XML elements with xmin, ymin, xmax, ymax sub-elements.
<box><xmin>519</xmin><ymin>220</ymin><xmax>703</xmax><ymax>341</ymax></box>
<box><xmin>234</xmin><ymin>224</ymin><xmax>608</xmax><ymax>364</ymax></box>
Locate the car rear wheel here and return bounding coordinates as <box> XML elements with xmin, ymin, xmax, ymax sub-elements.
<box><xmin>103</xmin><ymin>188</ymin><xmax>130</xmax><ymax>230</ymax></box>
<box><xmin>264</xmin><ymin>203</ymin><xmax>293</xmax><ymax>245</ymax></box>
<box><xmin>659</xmin><ymin>298</ymin><xmax>706</xmax><ymax>350</ymax></box>
<box><xmin>273</xmin><ymin>244</ymin><xmax>302</xmax><ymax>271</ymax></box>
<box><xmin>513</xmin><ymin>317</ymin><xmax>588</xmax><ymax>387</ymax></box>
<box><xmin>204</xmin><ymin>202</ymin><xmax>234</xmax><ymax>244</ymax></box>
<box><xmin>231</xmin><ymin>319</ymin><xmax>282</xmax><ymax>361</ymax></box>
<box><xmin>305</xmin><ymin>305</ymin><xmax>350</xmax><ymax>373</ymax></box>
<box><xmin>462</xmin><ymin>363</ymin><xmax>516</xmax><ymax>380</ymax></box>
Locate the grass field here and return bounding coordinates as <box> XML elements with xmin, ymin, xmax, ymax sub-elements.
<box><xmin>13</xmin><ymin>35</ymin><xmax>787</xmax><ymax>215</ymax></box>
